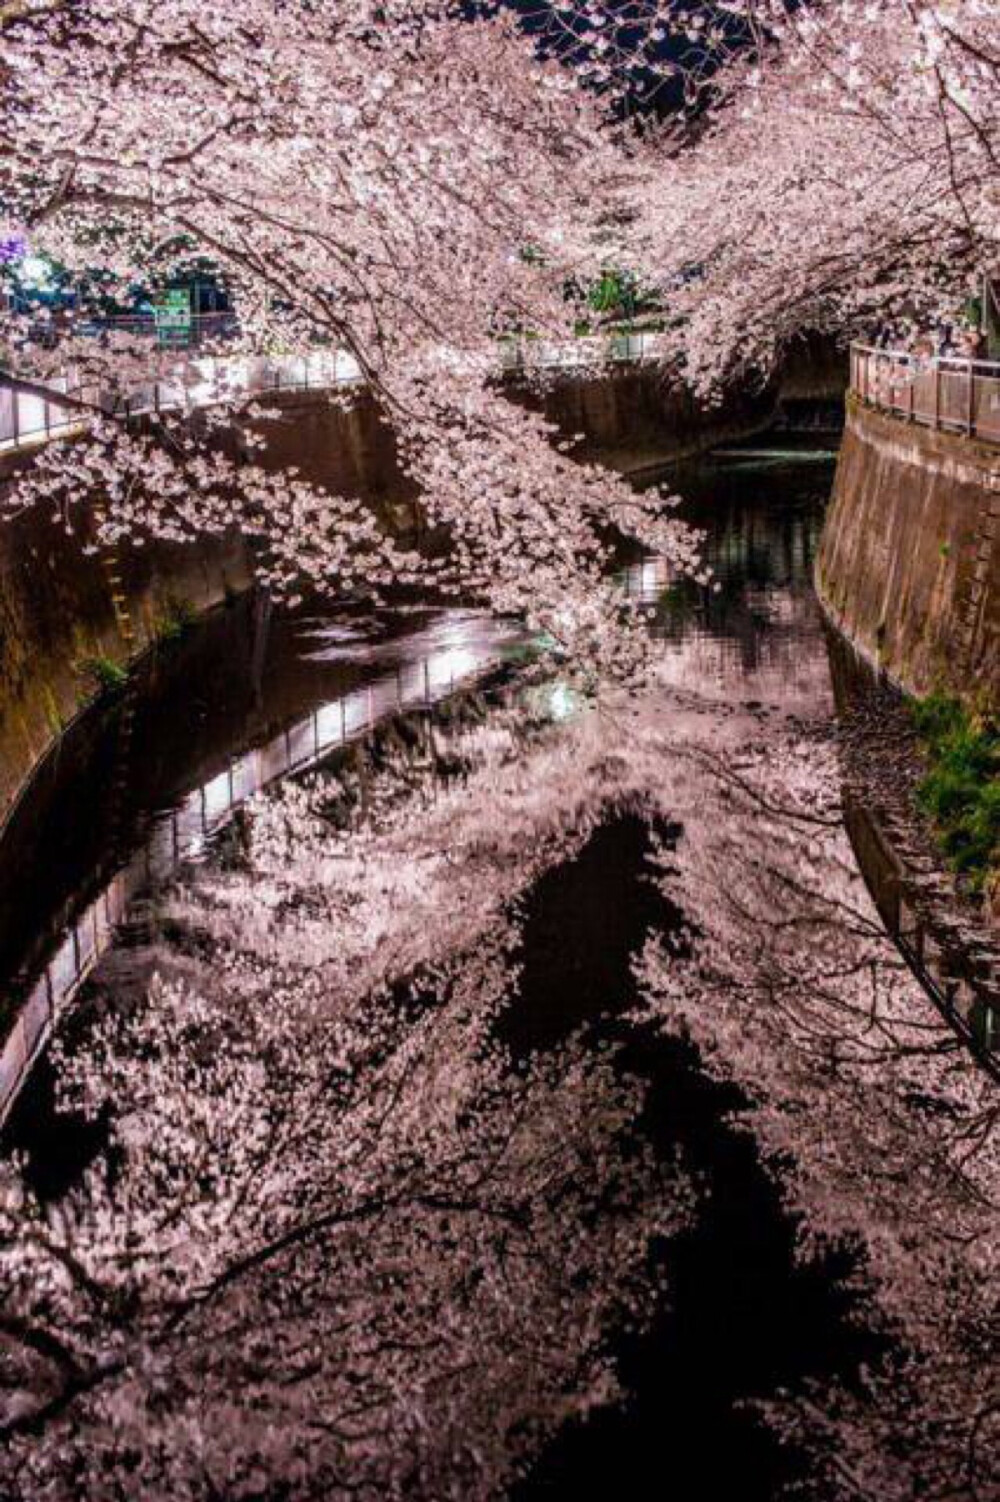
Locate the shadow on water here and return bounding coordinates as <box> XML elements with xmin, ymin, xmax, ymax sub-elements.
<box><xmin>5</xmin><ymin>1047</ymin><xmax>111</xmax><ymax>1202</ymax></box>
<box><xmin>503</xmin><ymin>811</ymin><xmax>882</xmax><ymax>1502</ymax></box>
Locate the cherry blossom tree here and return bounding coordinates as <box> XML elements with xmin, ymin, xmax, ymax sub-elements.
<box><xmin>594</xmin><ymin>2</ymin><xmax>1000</xmax><ymax>385</ymax></box>
<box><xmin>635</xmin><ymin>708</ymin><xmax>1000</xmax><ymax>1502</ymax></box>
<box><xmin>2</xmin><ymin>625</ymin><xmax>996</xmax><ymax>1497</ymax></box>
<box><xmin>2</xmin><ymin>7</ymin><xmax>998</xmax><ymax>1496</ymax></box>
<box><xmin>0</xmin><ymin>704</ymin><xmax>695</xmax><ymax>1501</ymax></box>
<box><xmin>0</xmin><ymin>0</ymin><xmax>708</xmax><ymax>684</ymax></box>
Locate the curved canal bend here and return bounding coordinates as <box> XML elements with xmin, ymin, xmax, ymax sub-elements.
<box><xmin>0</xmin><ymin>444</ymin><xmax>995</xmax><ymax>1501</ymax></box>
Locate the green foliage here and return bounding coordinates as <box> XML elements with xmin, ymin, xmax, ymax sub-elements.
<box><xmin>77</xmin><ymin>653</ymin><xmax>128</xmax><ymax>697</ymax></box>
<box><xmin>156</xmin><ymin>594</ymin><xmax>196</xmax><ymax>644</ymax></box>
<box><xmin>913</xmin><ymin>693</ymin><xmax>1000</xmax><ymax>889</ymax></box>
<box><xmin>588</xmin><ymin>269</ymin><xmax>637</xmax><ymax>318</ymax></box>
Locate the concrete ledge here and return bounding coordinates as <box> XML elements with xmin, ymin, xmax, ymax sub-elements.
<box><xmin>0</xmin><ymin>355</ymin><xmax>842</xmax><ymax>830</ymax></box>
<box><xmin>816</xmin><ymin>396</ymin><xmax>1000</xmax><ymax>701</ymax></box>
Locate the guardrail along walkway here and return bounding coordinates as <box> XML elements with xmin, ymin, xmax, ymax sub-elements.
<box><xmin>851</xmin><ymin>344</ymin><xmax>1000</xmax><ymax>444</ymax></box>
<box><xmin>0</xmin><ymin>331</ymin><xmax>663</xmax><ymax>459</ymax></box>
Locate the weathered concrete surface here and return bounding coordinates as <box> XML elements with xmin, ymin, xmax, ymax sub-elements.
<box><xmin>509</xmin><ymin>363</ymin><xmax>779</xmax><ymax>478</ymax></box>
<box><xmin>0</xmin><ymin>386</ymin><xmax>416</xmax><ymax>822</ymax></box>
<box><xmin>0</xmin><ymin>490</ymin><xmax>252</xmax><ymax>820</ymax></box>
<box><xmin>240</xmin><ymin>388</ymin><xmax>420</xmax><ymax>533</ymax></box>
<box><xmin>817</xmin><ymin>397</ymin><xmax>1000</xmax><ymax>701</ymax></box>
<box><xmin>775</xmin><ymin>331</ymin><xmax>850</xmax><ymax>405</ymax></box>
<box><xmin>252</xmin><ymin>359</ymin><xmax>792</xmax><ymax>497</ymax></box>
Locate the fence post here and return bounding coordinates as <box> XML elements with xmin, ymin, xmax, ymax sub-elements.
<box><xmin>968</xmin><ymin>364</ymin><xmax>976</xmax><ymax>437</ymax></box>
<box><xmin>933</xmin><ymin>362</ymin><xmax>941</xmax><ymax>430</ymax></box>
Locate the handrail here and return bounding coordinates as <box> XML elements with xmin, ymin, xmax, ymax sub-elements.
<box><xmin>843</xmin><ymin>796</ymin><xmax>1000</xmax><ymax>1082</ymax></box>
<box><xmin>14</xmin><ymin>311</ymin><xmax>240</xmax><ymax>352</ymax></box>
<box><xmin>850</xmin><ymin>342</ymin><xmax>1000</xmax><ymax>444</ymax></box>
<box><xmin>0</xmin><ymin>621</ymin><xmax>532</xmax><ymax>1131</ymax></box>
<box><xmin>0</xmin><ymin>331</ymin><xmax>664</xmax><ymax>460</ymax></box>
<box><xmin>852</xmin><ymin>342</ymin><xmax>1000</xmax><ymax>376</ymax></box>
<box><xmin>0</xmin><ymin>547</ymin><xmax>671</xmax><ymax>1132</ymax></box>
<box><xmin>0</xmin><ymin>349</ymin><xmax>365</xmax><ymax>457</ymax></box>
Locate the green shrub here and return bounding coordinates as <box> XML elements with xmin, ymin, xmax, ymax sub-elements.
<box><xmin>77</xmin><ymin>653</ymin><xmax>128</xmax><ymax>696</ymax></box>
<box><xmin>157</xmin><ymin>594</ymin><xmax>196</xmax><ymax>643</ymax></box>
<box><xmin>913</xmin><ymin>693</ymin><xmax>1000</xmax><ymax>891</ymax></box>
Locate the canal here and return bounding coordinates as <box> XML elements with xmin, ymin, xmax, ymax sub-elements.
<box><xmin>0</xmin><ymin>443</ymin><xmax>995</xmax><ymax>1501</ymax></box>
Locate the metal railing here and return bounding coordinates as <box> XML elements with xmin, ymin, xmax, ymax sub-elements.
<box><xmin>0</xmin><ymin>548</ymin><xmax>671</xmax><ymax>1126</ymax></box>
<box><xmin>851</xmin><ymin>343</ymin><xmax>1000</xmax><ymax>444</ymax></box>
<box><xmin>17</xmin><ymin>311</ymin><xmax>240</xmax><ymax>352</ymax></box>
<box><xmin>0</xmin><ymin>331</ymin><xmax>664</xmax><ymax>460</ymax></box>
<box><xmin>843</xmin><ymin>795</ymin><xmax>1000</xmax><ymax>1080</ymax></box>
<box><xmin>0</xmin><ymin>625</ymin><xmax>529</xmax><ymax>1129</ymax></box>
<box><xmin>500</xmin><ymin>328</ymin><xmax>663</xmax><ymax>374</ymax></box>
<box><xmin>0</xmin><ymin>350</ymin><xmax>365</xmax><ymax>456</ymax></box>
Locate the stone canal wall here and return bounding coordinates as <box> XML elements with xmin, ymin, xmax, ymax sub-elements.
<box><xmin>0</xmin><ymin>492</ymin><xmax>252</xmax><ymax>820</ymax></box>
<box><xmin>816</xmin><ymin>397</ymin><xmax>1000</xmax><ymax>701</ymax></box>
<box><xmin>508</xmin><ymin>362</ymin><xmax>778</xmax><ymax>478</ymax></box>
<box><xmin>0</xmin><ymin>363</ymin><xmax>780</xmax><ymax>820</ymax></box>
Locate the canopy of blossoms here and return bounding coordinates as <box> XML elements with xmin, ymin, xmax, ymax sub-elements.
<box><xmin>611</xmin><ymin>1</ymin><xmax>1000</xmax><ymax>385</ymax></box>
<box><xmin>0</xmin><ymin>0</ymin><xmax>708</xmax><ymax>684</ymax></box>
<box><xmin>1</xmin><ymin>648</ymin><xmax>996</xmax><ymax>1498</ymax></box>
<box><xmin>5</xmin><ymin>3</ymin><xmax>994</xmax><ymax>658</ymax></box>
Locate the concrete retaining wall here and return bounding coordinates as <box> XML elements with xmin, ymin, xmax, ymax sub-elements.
<box><xmin>511</xmin><ymin>362</ymin><xmax>778</xmax><ymax>478</ymax></box>
<box><xmin>0</xmin><ymin>498</ymin><xmax>252</xmax><ymax>818</ymax></box>
<box><xmin>816</xmin><ymin>398</ymin><xmax>1000</xmax><ymax>701</ymax></box>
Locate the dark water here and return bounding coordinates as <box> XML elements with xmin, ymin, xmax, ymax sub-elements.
<box><xmin>501</xmin><ymin>812</ymin><xmax>880</xmax><ymax>1502</ymax></box>
<box><xmin>0</xmin><ymin>440</ymin><xmax>881</xmax><ymax>1498</ymax></box>
<box><xmin>0</xmin><ymin>443</ymin><xmax>831</xmax><ymax>1063</ymax></box>
<box><xmin>489</xmin><ymin>440</ymin><xmax>884</xmax><ymax>1498</ymax></box>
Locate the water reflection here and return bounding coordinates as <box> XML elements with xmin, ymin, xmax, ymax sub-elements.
<box><xmin>12</xmin><ymin>444</ymin><xmax>986</xmax><ymax>1502</ymax></box>
<box><xmin>0</xmin><ymin>452</ymin><xmax>838</xmax><ymax>1131</ymax></box>
<box><xmin>629</xmin><ymin>448</ymin><xmax>833</xmax><ymax>704</ymax></box>
<box><xmin>0</xmin><ymin>609</ymin><xmax>532</xmax><ymax>1125</ymax></box>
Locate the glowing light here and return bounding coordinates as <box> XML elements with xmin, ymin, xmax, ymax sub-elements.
<box><xmin>19</xmin><ymin>254</ymin><xmax>54</xmax><ymax>289</ymax></box>
<box><xmin>548</xmin><ymin>682</ymin><xmax>575</xmax><ymax>720</ymax></box>
<box><xmin>0</xmin><ymin>231</ymin><xmax>26</xmax><ymax>264</ymax></box>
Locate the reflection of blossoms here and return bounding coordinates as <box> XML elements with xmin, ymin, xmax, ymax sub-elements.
<box><xmin>0</xmin><ymin>713</ymin><xmax>694</xmax><ymax>1501</ymax></box>
<box><xmin>2</xmin><ymin>639</ymin><xmax>997</xmax><ymax>1497</ymax></box>
<box><xmin>637</xmin><ymin>717</ymin><xmax>1000</xmax><ymax>1502</ymax></box>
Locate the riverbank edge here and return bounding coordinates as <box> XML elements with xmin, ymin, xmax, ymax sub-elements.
<box><xmin>815</xmin><ymin>396</ymin><xmax>1000</xmax><ymax>703</ymax></box>
<box><xmin>821</xmin><ymin>612</ymin><xmax>1000</xmax><ymax>1075</ymax></box>
<box><xmin>814</xmin><ymin>391</ymin><xmax>1000</xmax><ymax>1058</ymax></box>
